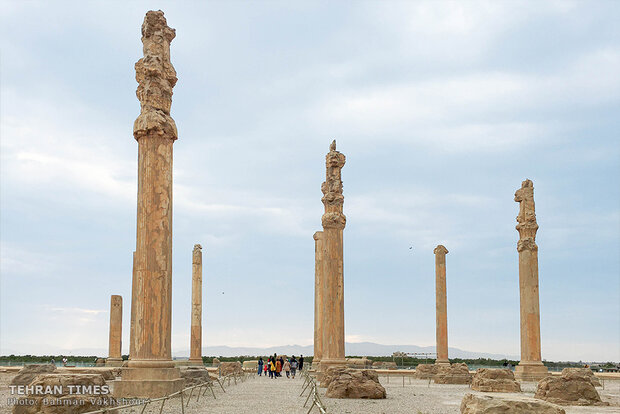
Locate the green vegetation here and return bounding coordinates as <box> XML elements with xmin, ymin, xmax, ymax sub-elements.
<box><xmin>0</xmin><ymin>354</ymin><xmax>99</xmax><ymax>364</ymax></box>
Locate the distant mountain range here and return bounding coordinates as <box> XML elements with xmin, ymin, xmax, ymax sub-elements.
<box><xmin>173</xmin><ymin>342</ymin><xmax>519</xmax><ymax>360</ymax></box>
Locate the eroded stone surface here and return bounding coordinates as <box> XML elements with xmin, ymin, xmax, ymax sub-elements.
<box><xmin>324</xmin><ymin>368</ymin><xmax>386</xmax><ymax>399</ymax></box>
<box><xmin>107</xmin><ymin>295</ymin><xmax>123</xmax><ymax>366</ymax></box>
<box><xmin>11</xmin><ymin>364</ymin><xmax>57</xmax><ymax>386</ymax></box>
<box><xmin>514</xmin><ymin>179</ymin><xmax>548</xmax><ymax>381</ymax></box>
<box><xmin>561</xmin><ymin>368</ymin><xmax>601</xmax><ymax>387</ymax></box>
<box><xmin>414</xmin><ymin>363</ymin><xmax>438</xmax><ymax>379</ymax></box>
<box><xmin>319</xmin><ymin>140</ymin><xmax>347</xmax><ymax>373</ymax></box>
<box><xmin>534</xmin><ymin>374</ymin><xmax>607</xmax><ymax>406</ymax></box>
<box><xmin>189</xmin><ymin>244</ymin><xmax>203</xmax><ymax>364</ymax></box>
<box><xmin>313</xmin><ymin>231</ymin><xmax>324</xmax><ymax>367</ymax></box>
<box><xmin>219</xmin><ymin>362</ymin><xmax>242</xmax><ymax>376</ymax></box>
<box><xmin>460</xmin><ymin>393</ymin><xmax>565</xmax><ymax>414</ymax></box>
<box><xmin>471</xmin><ymin>368</ymin><xmax>521</xmax><ymax>393</ymax></box>
<box><xmin>116</xmin><ymin>10</ymin><xmax>183</xmax><ymax>397</ymax></box>
<box><xmin>434</xmin><ymin>363</ymin><xmax>472</xmax><ymax>384</ymax></box>
<box><xmin>434</xmin><ymin>245</ymin><xmax>449</xmax><ymax>364</ymax></box>
<box><xmin>180</xmin><ymin>367</ymin><xmax>212</xmax><ymax>386</ymax></box>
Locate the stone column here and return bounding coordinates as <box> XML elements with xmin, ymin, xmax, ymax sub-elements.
<box><xmin>320</xmin><ymin>140</ymin><xmax>347</xmax><ymax>376</ymax></box>
<box><xmin>513</xmin><ymin>179</ymin><xmax>548</xmax><ymax>381</ymax></box>
<box><xmin>188</xmin><ymin>244</ymin><xmax>203</xmax><ymax>365</ymax></box>
<box><xmin>129</xmin><ymin>251</ymin><xmax>136</xmax><ymax>359</ymax></box>
<box><xmin>434</xmin><ymin>245</ymin><xmax>450</xmax><ymax>366</ymax></box>
<box><xmin>107</xmin><ymin>295</ymin><xmax>123</xmax><ymax>367</ymax></box>
<box><xmin>313</xmin><ymin>231</ymin><xmax>324</xmax><ymax>368</ymax></box>
<box><xmin>116</xmin><ymin>10</ymin><xmax>183</xmax><ymax>397</ymax></box>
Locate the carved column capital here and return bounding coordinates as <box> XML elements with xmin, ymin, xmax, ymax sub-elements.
<box><xmin>517</xmin><ymin>238</ymin><xmax>538</xmax><ymax>252</ymax></box>
<box><xmin>133</xmin><ymin>11</ymin><xmax>178</xmax><ymax>140</ymax></box>
<box><xmin>322</xmin><ymin>212</ymin><xmax>346</xmax><ymax>229</ymax></box>
<box><xmin>434</xmin><ymin>245</ymin><xmax>449</xmax><ymax>256</ymax></box>
<box><xmin>192</xmin><ymin>244</ymin><xmax>202</xmax><ymax>264</ymax></box>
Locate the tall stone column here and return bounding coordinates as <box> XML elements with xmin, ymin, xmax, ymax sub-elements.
<box><xmin>313</xmin><ymin>231</ymin><xmax>324</xmax><ymax>368</ymax></box>
<box><xmin>129</xmin><ymin>251</ymin><xmax>136</xmax><ymax>359</ymax></box>
<box><xmin>188</xmin><ymin>244</ymin><xmax>203</xmax><ymax>365</ymax></box>
<box><xmin>320</xmin><ymin>140</ymin><xmax>347</xmax><ymax>375</ymax></box>
<box><xmin>434</xmin><ymin>245</ymin><xmax>450</xmax><ymax>366</ymax></box>
<box><xmin>107</xmin><ymin>295</ymin><xmax>123</xmax><ymax>367</ymax></box>
<box><xmin>116</xmin><ymin>10</ymin><xmax>183</xmax><ymax>397</ymax></box>
<box><xmin>514</xmin><ymin>179</ymin><xmax>548</xmax><ymax>381</ymax></box>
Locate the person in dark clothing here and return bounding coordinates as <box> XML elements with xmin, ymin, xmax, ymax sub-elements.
<box><xmin>298</xmin><ymin>355</ymin><xmax>304</xmax><ymax>371</ymax></box>
<box><xmin>258</xmin><ymin>357</ymin><xmax>264</xmax><ymax>376</ymax></box>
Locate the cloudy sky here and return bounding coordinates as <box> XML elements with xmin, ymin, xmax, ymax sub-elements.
<box><xmin>1</xmin><ymin>1</ymin><xmax>618</xmax><ymax>362</ymax></box>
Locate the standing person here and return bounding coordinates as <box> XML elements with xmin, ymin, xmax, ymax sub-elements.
<box><xmin>290</xmin><ymin>356</ymin><xmax>298</xmax><ymax>379</ymax></box>
<box><xmin>62</xmin><ymin>357</ymin><xmax>68</xmax><ymax>367</ymax></box>
<box><xmin>258</xmin><ymin>357</ymin><xmax>264</xmax><ymax>376</ymax></box>
<box><xmin>283</xmin><ymin>359</ymin><xmax>291</xmax><ymax>378</ymax></box>
<box><xmin>298</xmin><ymin>355</ymin><xmax>304</xmax><ymax>372</ymax></box>
<box><xmin>276</xmin><ymin>358</ymin><xmax>282</xmax><ymax>377</ymax></box>
<box><xmin>269</xmin><ymin>357</ymin><xmax>276</xmax><ymax>379</ymax></box>
<box><xmin>263</xmin><ymin>360</ymin><xmax>269</xmax><ymax>377</ymax></box>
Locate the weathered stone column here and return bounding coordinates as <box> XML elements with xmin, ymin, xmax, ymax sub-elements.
<box><xmin>313</xmin><ymin>231</ymin><xmax>324</xmax><ymax>368</ymax></box>
<box><xmin>513</xmin><ymin>179</ymin><xmax>548</xmax><ymax>381</ymax></box>
<box><xmin>107</xmin><ymin>295</ymin><xmax>123</xmax><ymax>367</ymax></box>
<box><xmin>320</xmin><ymin>140</ymin><xmax>347</xmax><ymax>376</ymax></box>
<box><xmin>116</xmin><ymin>10</ymin><xmax>183</xmax><ymax>397</ymax></box>
<box><xmin>188</xmin><ymin>244</ymin><xmax>203</xmax><ymax>365</ymax></box>
<box><xmin>129</xmin><ymin>251</ymin><xmax>136</xmax><ymax>359</ymax></box>
<box><xmin>434</xmin><ymin>245</ymin><xmax>450</xmax><ymax>366</ymax></box>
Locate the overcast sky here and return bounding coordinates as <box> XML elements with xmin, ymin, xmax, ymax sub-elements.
<box><xmin>1</xmin><ymin>1</ymin><xmax>619</xmax><ymax>362</ymax></box>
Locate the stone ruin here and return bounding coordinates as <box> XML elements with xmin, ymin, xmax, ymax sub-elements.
<box><xmin>561</xmin><ymin>367</ymin><xmax>601</xmax><ymax>387</ymax></box>
<box><xmin>323</xmin><ymin>367</ymin><xmax>386</xmax><ymax>399</ymax></box>
<box><xmin>534</xmin><ymin>370</ymin><xmax>608</xmax><ymax>406</ymax></box>
<box><xmin>434</xmin><ymin>363</ymin><xmax>472</xmax><ymax>384</ymax></box>
<box><xmin>11</xmin><ymin>364</ymin><xmax>57</xmax><ymax>386</ymax></box>
<box><xmin>219</xmin><ymin>361</ymin><xmax>243</xmax><ymax>376</ymax></box>
<box><xmin>212</xmin><ymin>357</ymin><xmax>221</xmax><ymax>366</ymax></box>
<box><xmin>471</xmin><ymin>368</ymin><xmax>521</xmax><ymax>393</ymax></box>
<box><xmin>371</xmin><ymin>361</ymin><xmax>397</xmax><ymax>370</ymax></box>
<box><xmin>180</xmin><ymin>367</ymin><xmax>214</xmax><ymax>386</ymax></box>
<box><xmin>460</xmin><ymin>394</ymin><xmax>565</xmax><ymax>414</ymax></box>
<box><xmin>346</xmin><ymin>357</ymin><xmax>373</xmax><ymax>368</ymax></box>
<box><xmin>414</xmin><ymin>363</ymin><xmax>438</xmax><ymax>379</ymax></box>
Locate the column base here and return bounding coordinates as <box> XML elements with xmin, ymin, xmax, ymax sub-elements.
<box><xmin>435</xmin><ymin>359</ymin><xmax>450</xmax><ymax>366</ymax></box>
<box><xmin>186</xmin><ymin>358</ymin><xmax>204</xmax><ymax>366</ymax></box>
<box><xmin>114</xmin><ymin>366</ymin><xmax>183</xmax><ymax>398</ymax></box>
<box><xmin>514</xmin><ymin>362</ymin><xmax>548</xmax><ymax>382</ymax></box>
<box><xmin>106</xmin><ymin>358</ymin><xmax>124</xmax><ymax>367</ymax></box>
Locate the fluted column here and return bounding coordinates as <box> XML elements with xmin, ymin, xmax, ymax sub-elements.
<box><xmin>313</xmin><ymin>231</ymin><xmax>324</xmax><ymax>368</ymax></box>
<box><xmin>129</xmin><ymin>251</ymin><xmax>136</xmax><ymax>359</ymax></box>
<box><xmin>514</xmin><ymin>179</ymin><xmax>548</xmax><ymax>381</ymax></box>
<box><xmin>107</xmin><ymin>295</ymin><xmax>123</xmax><ymax>367</ymax></box>
<box><xmin>116</xmin><ymin>10</ymin><xmax>183</xmax><ymax>397</ymax></box>
<box><xmin>434</xmin><ymin>245</ymin><xmax>449</xmax><ymax>365</ymax></box>
<box><xmin>189</xmin><ymin>244</ymin><xmax>203</xmax><ymax>365</ymax></box>
<box><xmin>320</xmin><ymin>140</ymin><xmax>347</xmax><ymax>376</ymax></box>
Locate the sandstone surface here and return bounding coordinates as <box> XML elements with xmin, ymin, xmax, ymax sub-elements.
<box><xmin>414</xmin><ymin>363</ymin><xmax>438</xmax><ymax>379</ymax></box>
<box><xmin>180</xmin><ymin>367</ymin><xmax>212</xmax><ymax>386</ymax></box>
<box><xmin>434</xmin><ymin>363</ymin><xmax>472</xmax><ymax>384</ymax></box>
<box><xmin>471</xmin><ymin>368</ymin><xmax>521</xmax><ymax>393</ymax></box>
<box><xmin>460</xmin><ymin>393</ymin><xmax>565</xmax><ymax>414</ymax></box>
<box><xmin>561</xmin><ymin>368</ymin><xmax>601</xmax><ymax>387</ymax></box>
<box><xmin>325</xmin><ymin>368</ymin><xmax>386</xmax><ymax>399</ymax></box>
<box><xmin>11</xmin><ymin>364</ymin><xmax>57</xmax><ymax>386</ymax></box>
<box><xmin>219</xmin><ymin>361</ymin><xmax>242</xmax><ymax>376</ymax></box>
<box><xmin>535</xmin><ymin>374</ymin><xmax>607</xmax><ymax>406</ymax></box>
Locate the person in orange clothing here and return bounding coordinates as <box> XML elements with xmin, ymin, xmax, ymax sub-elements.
<box><xmin>276</xmin><ymin>357</ymin><xmax>282</xmax><ymax>377</ymax></box>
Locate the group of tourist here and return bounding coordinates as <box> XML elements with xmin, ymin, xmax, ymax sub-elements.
<box><xmin>257</xmin><ymin>354</ymin><xmax>304</xmax><ymax>379</ymax></box>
